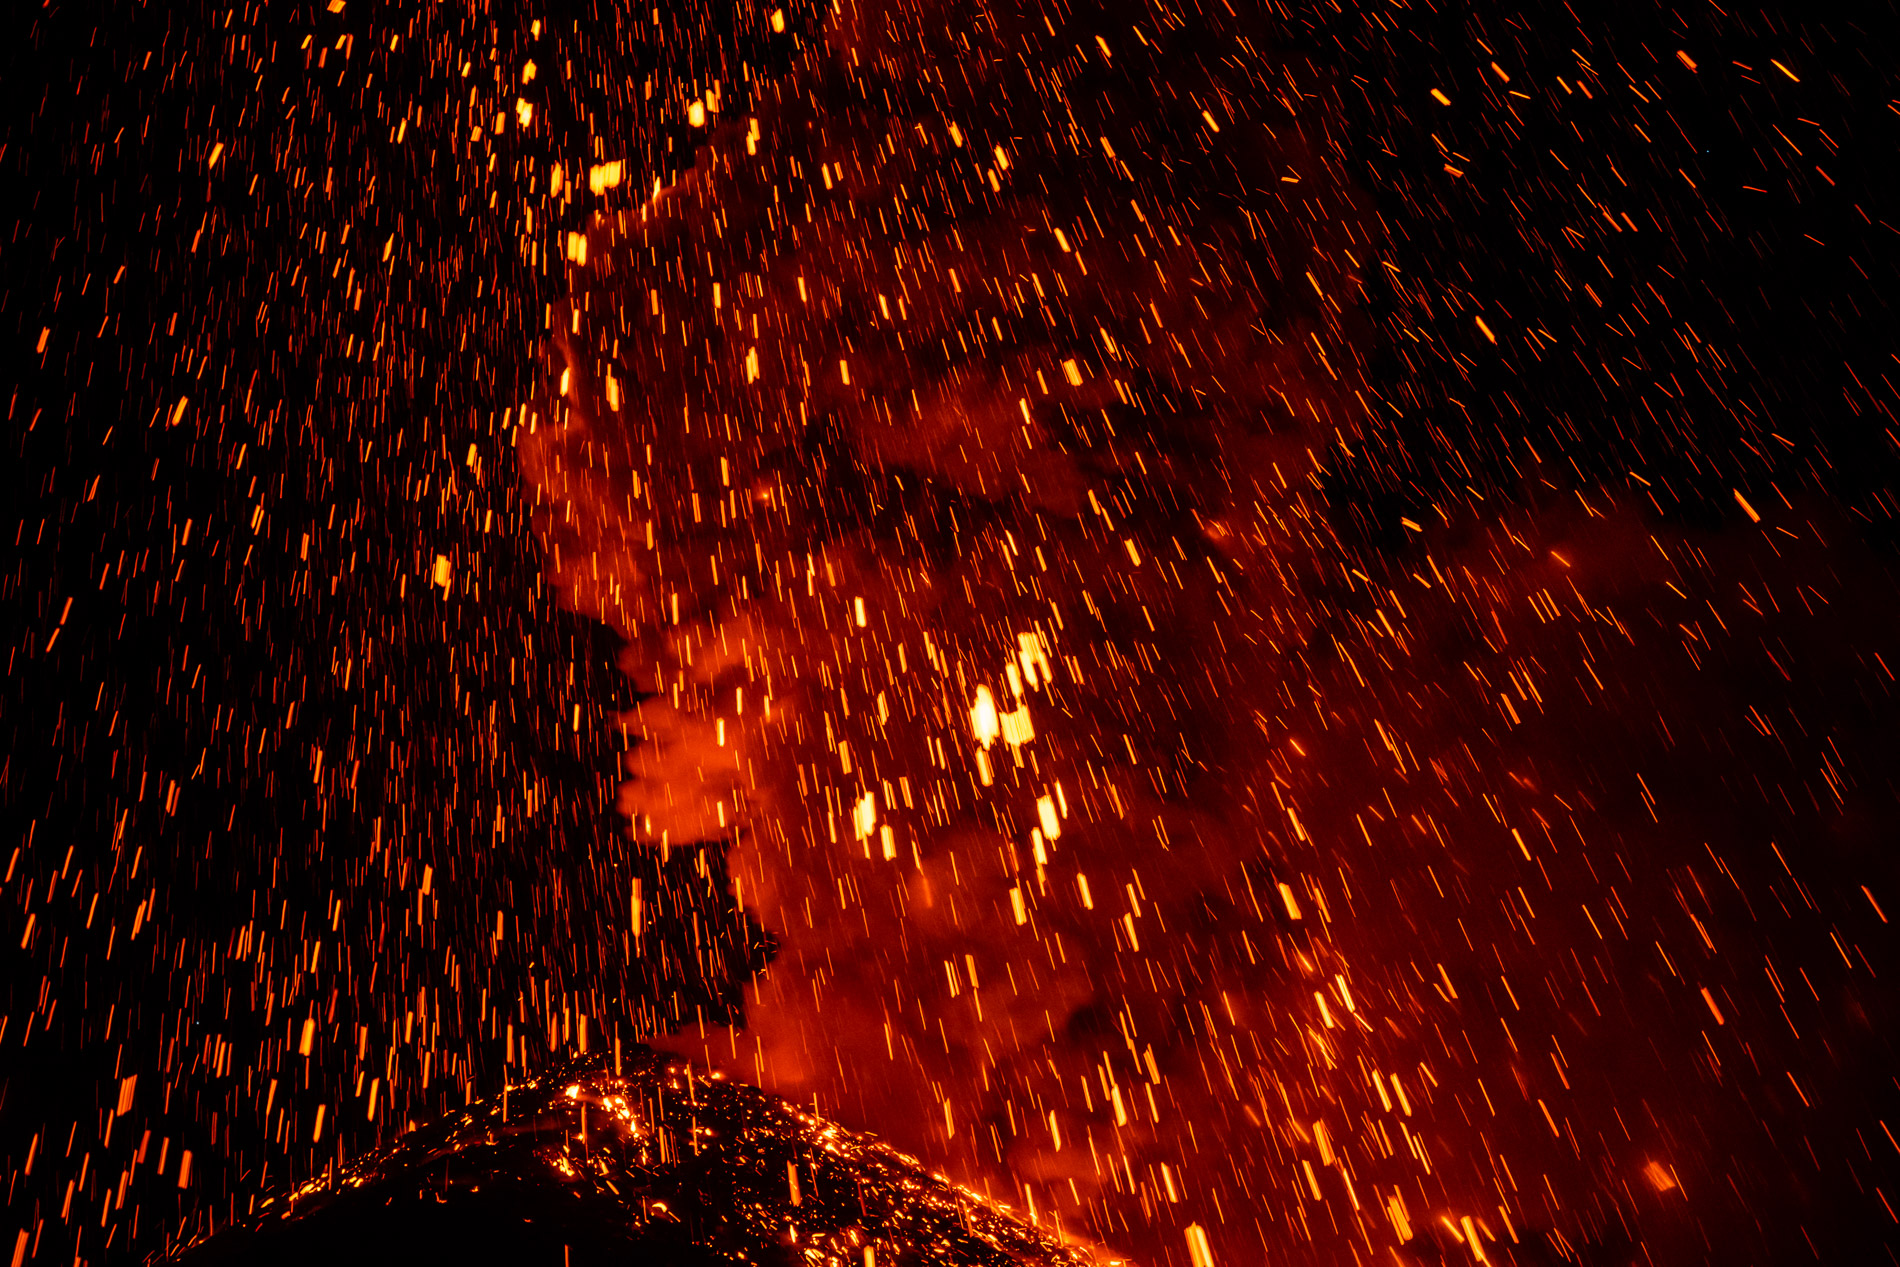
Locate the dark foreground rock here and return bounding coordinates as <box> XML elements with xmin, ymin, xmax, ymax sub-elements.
<box><xmin>169</xmin><ymin>1048</ymin><xmax>1095</xmax><ymax>1267</ymax></box>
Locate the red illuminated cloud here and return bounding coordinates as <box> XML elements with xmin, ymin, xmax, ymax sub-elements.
<box><xmin>519</xmin><ymin>2</ymin><xmax>1900</xmax><ymax>1264</ymax></box>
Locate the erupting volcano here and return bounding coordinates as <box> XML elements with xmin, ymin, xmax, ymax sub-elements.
<box><xmin>7</xmin><ymin>0</ymin><xmax>1899</xmax><ymax>1263</ymax></box>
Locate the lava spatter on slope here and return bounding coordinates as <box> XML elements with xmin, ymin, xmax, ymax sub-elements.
<box><xmin>171</xmin><ymin>1048</ymin><xmax>1095</xmax><ymax>1267</ymax></box>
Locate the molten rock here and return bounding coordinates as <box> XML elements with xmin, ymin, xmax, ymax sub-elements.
<box><xmin>171</xmin><ymin>1049</ymin><xmax>1096</xmax><ymax>1267</ymax></box>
